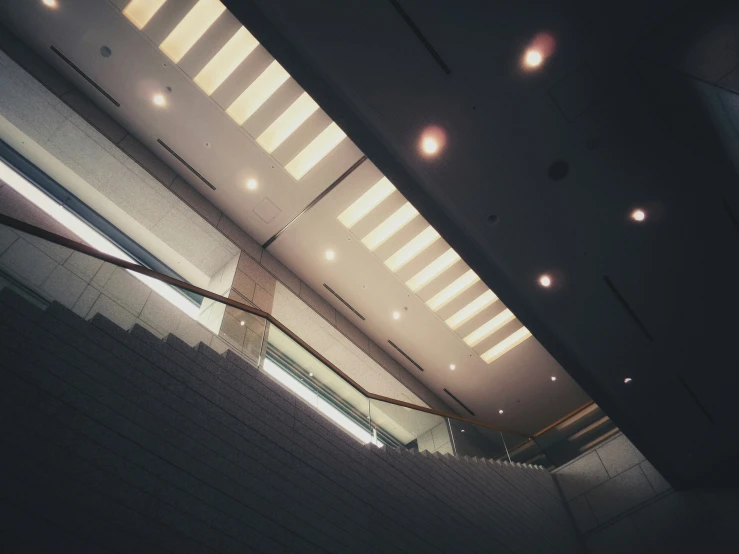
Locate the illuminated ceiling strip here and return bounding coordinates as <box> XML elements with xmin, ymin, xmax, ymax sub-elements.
<box><xmin>225</xmin><ymin>60</ymin><xmax>290</xmax><ymax>124</ymax></box>
<box><xmin>464</xmin><ymin>308</ymin><xmax>515</xmax><ymax>347</ymax></box>
<box><xmin>122</xmin><ymin>0</ymin><xmax>167</xmax><ymax>29</ymax></box>
<box><xmin>385</xmin><ymin>226</ymin><xmax>440</xmax><ymax>272</ymax></box>
<box><xmin>0</xmin><ymin>160</ymin><xmax>200</xmax><ymax>320</ymax></box>
<box><xmin>257</xmin><ymin>92</ymin><xmax>319</xmax><ymax>153</ymax></box>
<box><xmin>361</xmin><ymin>202</ymin><xmax>418</xmax><ymax>251</ymax></box>
<box><xmin>406</xmin><ymin>248</ymin><xmax>460</xmax><ymax>292</ymax></box>
<box><xmin>481</xmin><ymin>327</ymin><xmax>532</xmax><ymax>364</ymax></box>
<box><xmin>194</xmin><ymin>26</ymin><xmax>259</xmax><ymax>95</ymax></box>
<box><xmin>446</xmin><ymin>290</ymin><xmax>498</xmax><ymax>330</ymax></box>
<box><xmin>159</xmin><ymin>0</ymin><xmax>226</xmax><ymax>63</ymax></box>
<box><xmin>285</xmin><ymin>122</ymin><xmax>347</xmax><ymax>180</ymax></box>
<box><xmin>427</xmin><ymin>269</ymin><xmax>480</xmax><ymax>311</ymax></box>
<box><xmin>337</xmin><ymin>177</ymin><xmax>396</xmax><ymax>229</ymax></box>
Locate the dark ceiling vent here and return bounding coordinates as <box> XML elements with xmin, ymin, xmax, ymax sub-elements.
<box><xmin>387</xmin><ymin>340</ymin><xmax>424</xmax><ymax>372</ymax></box>
<box><xmin>443</xmin><ymin>388</ymin><xmax>475</xmax><ymax>416</ymax></box>
<box><xmin>323</xmin><ymin>284</ymin><xmax>365</xmax><ymax>321</ymax></box>
<box><xmin>50</xmin><ymin>46</ymin><xmax>120</xmax><ymax>107</ymax></box>
<box><xmin>157</xmin><ymin>139</ymin><xmax>216</xmax><ymax>191</ymax></box>
<box><xmin>387</xmin><ymin>0</ymin><xmax>451</xmax><ymax>75</ymax></box>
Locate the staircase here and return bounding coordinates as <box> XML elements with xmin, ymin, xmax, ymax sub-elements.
<box><xmin>0</xmin><ymin>288</ymin><xmax>582</xmax><ymax>553</ymax></box>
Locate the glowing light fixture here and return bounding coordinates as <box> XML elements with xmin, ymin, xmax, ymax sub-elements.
<box><xmin>392</xmin><ymin>311</ymin><xmax>401</xmax><ymax>320</ymax></box>
<box><xmin>446</xmin><ymin>290</ymin><xmax>498</xmax><ymax>329</ymax></box>
<box><xmin>499</xmin><ymin>409</ymin><xmax>504</xmax><ymax>414</ymax></box>
<box><xmin>257</xmin><ymin>92</ymin><xmax>319</xmax><ymax>153</ymax></box>
<box><xmin>42</xmin><ymin>0</ymin><xmax>58</xmax><ymax>8</ymax></box>
<box><xmin>449</xmin><ymin>364</ymin><xmax>456</xmax><ymax>371</ymax></box>
<box><xmin>122</xmin><ymin>0</ymin><xmax>166</xmax><ymax>29</ymax></box>
<box><xmin>539</xmin><ymin>274</ymin><xmax>552</xmax><ymax>288</ymax></box>
<box><xmin>406</xmin><ymin>248</ymin><xmax>460</xmax><ymax>291</ymax></box>
<box><xmin>152</xmin><ymin>93</ymin><xmax>166</xmax><ymax>106</ymax></box>
<box><xmin>551</xmin><ymin>376</ymin><xmax>557</xmax><ymax>381</ymax></box>
<box><xmin>325</xmin><ymin>250</ymin><xmax>335</xmax><ymax>261</ymax></box>
<box><xmin>463</xmin><ymin>308</ymin><xmax>515</xmax><ymax>347</ymax></box>
<box><xmin>159</xmin><ymin>0</ymin><xmax>225</xmax><ymax>63</ymax></box>
<box><xmin>384</xmin><ymin>226</ymin><xmax>440</xmax><ymax>271</ymax></box>
<box><xmin>246</xmin><ymin>178</ymin><xmax>257</xmax><ymax>190</ymax></box>
<box><xmin>427</xmin><ymin>269</ymin><xmax>480</xmax><ymax>311</ymax></box>
<box><xmin>631</xmin><ymin>209</ymin><xmax>646</xmax><ymax>222</ymax></box>
<box><xmin>337</xmin><ymin>178</ymin><xmax>396</xmax><ymax>229</ymax></box>
<box><xmin>240</xmin><ymin>320</ymin><xmax>245</xmax><ymax>326</ymax></box>
<box><xmin>0</xmin><ymin>159</ymin><xmax>199</xmax><ymax>320</ymax></box>
<box><xmin>226</xmin><ymin>61</ymin><xmax>290</xmax><ymax>124</ymax></box>
<box><xmin>285</xmin><ymin>122</ymin><xmax>346</xmax><ymax>179</ymax></box>
<box><xmin>624</xmin><ymin>377</ymin><xmax>632</xmax><ymax>384</ymax></box>
<box><xmin>481</xmin><ymin>327</ymin><xmax>532</xmax><ymax>363</ymax></box>
<box><xmin>194</xmin><ymin>26</ymin><xmax>259</xmax><ymax>95</ymax></box>
<box><xmin>524</xmin><ymin>49</ymin><xmax>543</xmax><ymax>68</ymax></box>
<box><xmin>362</xmin><ymin>202</ymin><xmax>418</xmax><ymax>251</ymax></box>
<box><xmin>422</xmin><ymin>137</ymin><xmax>439</xmax><ymax>154</ymax></box>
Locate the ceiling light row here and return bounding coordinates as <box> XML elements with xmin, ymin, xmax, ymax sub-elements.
<box><xmin>124</xmin><ymin>0</ymin><xmax>346</xmax><ymax>181</ymax></box>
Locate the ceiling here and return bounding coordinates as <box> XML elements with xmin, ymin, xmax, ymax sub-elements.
<box><xmin>219</xmin><ymin>0</ymin><xmax>739</xmax><ymax>485</ymax></box>
<box><xmin>0</xmin><ymin>0</ymin><xmax>593</xmax><ymax>435</ymax></box>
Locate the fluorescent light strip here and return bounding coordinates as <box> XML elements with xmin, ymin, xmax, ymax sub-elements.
<box><xmin>464</xmin><ymin>308</ymin><xmax>515</xmax><ymax>347</ymax></box>
<box><xmin>481</xmin><ymin>327</ymin><xmax>532</xmax><ymax>363</ymax></box>
<box><xmin>122</xmin><ymin>0</ymin><xmax>167</xmax><ymax>29</ymax></box>
<box><xmin>285</xmin><ymin>122</ymin><xmax>347</xmax><ymax>180</ymax></box>
<box><xmin>446</xmin><ymin>290</ymin><xmax>498</xmax><ymax>330</ymax></box>
<box><xmin>159</xmin><ymin>0</ymin><xmax>226</xmax><ymax>63</ymax></box>
<box><xmin>384</xmin><ymin>226</ymin><xmax>440</xmax><ymax>271</ymax></box>
<box><xmin>0</xmin><ymin>160</ymin><xmax>200</xmax><ymax>320</ymax></box>
<box><xmin>226</xmin><ymin>60</ymin><xmax>290</xmax><ymax>125</ymax></box>
<box><xmin>426</xmin><ymin>269</ymin><xmax>479</xmax><ymax>311</ymax></box>
<box><xmin>337</xmin><ymin>177</ymin><xmax>396</xmax><ymax>229</ymax></box>
<box><xmin>257</xmin><ymin>92</ymin><xmax>319</xmax><ymax>153</ymax></box>
<box><xmin>406</xmin><ymin>248</ymin><xmax>460</xmax><ymax>291</ymax></box>
<box><xmin>362</xmin><ymin>202</ymin><xmax>418</xmax><ymax>251</ymax></box>
<box><xmin>263</xmin><ymin>359</ymin><xmax>382</xmax><ymax>446</ymax></box>
<box><xmin>194</xmin><ymin>26</ymin><xmax>259</xmax><ymax>95</ymax></box>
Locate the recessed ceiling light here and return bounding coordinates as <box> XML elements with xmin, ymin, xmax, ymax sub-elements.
<box><xmin>337</xmin><ymin>177</ymin><xmax>396</xmax><ymax>229</ymax></box>
<box><xmin>464</xmin><ymin>308</ymin><xmax>516</xmax><ymax>347</ymax></box>
<box><xmin>449</xmin><ymin>364</ymin><xmax>456</xmax><ymax>371</ymax></box>
<box><xmin>226</xmin><ymin>60</ymin><xmax>290</xmax><ymax>124</ymax></box>
<box><xmin>539</xmin><ymin>274</ymin><xmax>552</xmax><ymax>288</ymax></box>
<box><xmin>240</xmin><ymin>320</ymin><xmax>245</xmax><ymax>326</ymax></box>
<box><xmin>524</xmin><ymin>49</ymin><xmax>543</xmax><ymax>68</ymax></box>
<box><xmin>153</xmin><ymin>94</ymin><xmax>166</xmax><ymax>107</ymax></box>
<box><xmin>123</xmin><ymin>0</ymin><xmax>166</xmax><ymax>29</ymax></box>
<box><xmin>285</xmin><ymin>122</ymin><xmax>347</xmax><ymax>180</ymax></box>
<box><xmin>624</xmin><ymin>377</ymin><xmax>632</xmax><ymax>383</ymax></box>
<box><xmin>461</xmin><ymin>429</ymin><xmax>465</xmax><ymax>433</ymax></box>
<box><xmin>159</xmin><ymin>0</ymin><xmax>226</xmax><ymax>63</ymax></box>
<box><xmin>447</xmin><ymin>290</ymin><xmax>499</xmax><ymax>330</ymax></box>
<box><xmin>631</xmin><ymin>209</ymin><xmax>646</xmax><ymax>222</ymax></box>
<box><xmin>499</xmin><ymin>409</ymin><xmax>504</xmax><ymax>414</ymax></box>
<box><xmin>427</xmin><ymin>269</ymin><xmax>480</xmax><ymax>311</ymax></box>
<box><xmin>325</xmin><ymin>250</ymin><xmax>335</xmax><ymax>261</ymax></box>
<box><xmin>246</xmin><ymin>178</ymin><xmax>257</xmax><ymax>190</ymax></box>
<box><xmin>419</xmin><ymin>126</ymin><xmax>446</xmax><ymax>157</ymax></box>
<box><xmin>384</xmin><ymin>226</ymin><xmax>440</xmax><ymax>271</ymax></box>
<box><xmin>194</xmin><ymin>26</ymin><xmax>259</xmax><ymax>95</ymax></box>
<box><xmin>551</xmin><ymin>376</ymin><xmax>557</xmax><ymax>381</ymax></box>
<box><xmin>43</xmin><ymin>0</ymin><xmax>58</xmax><ymax>8</ymax></box>
<box><xmin>362</xmin><ymin>202</ymin><xmax>419</xmax><ymax>251</ymax></box>
<box><xmin>392</xmin><ymin>311</ymin><xmax>401</xmax><ymax>320</ymax></box>
<box><xmin>481</xmin><ymin>327</ymin><xmax>533</xmax><ymax>364</ymax></box>
<box><xmin>309</xmin><ymin>372</ymin><xmax>314</xmax><ymax>377</ymax></box>
<box><xmin>422</xmin><ymin>137</ymin><xmax>438</xmax><ymax>154</ymax></box>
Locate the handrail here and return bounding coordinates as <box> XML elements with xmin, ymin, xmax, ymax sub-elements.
<box><xmin>0</xmin><ymin>213</ymin><xmax>533</xmax><ymax>438</ymax></box>
<box><xmin>531</xmin><ymin>400</ymin><xmax>595</xmax><ymax>438</ymax></box>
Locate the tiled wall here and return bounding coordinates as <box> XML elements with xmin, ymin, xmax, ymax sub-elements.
<box><xmin>417</xmin><ymin>420</ymin><xmax>454</xmax><ymax>455</ymax></box>
<box><xmin>554</xmin><ymin>432</ymin><xmax>738</xmax><ymax>553</ymax></box>
<box><xmin>0</xmin><ymin>27</ymin><xmax>450</xmax><ymax>411</ymax></box>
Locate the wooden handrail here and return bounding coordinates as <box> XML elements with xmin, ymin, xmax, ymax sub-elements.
<box><xmin>0</xmin><ymin>213</ymin><xmax>533</xmax><ymax>438</ymax></box>
<box><xmin>531</xmin><ymin>401</ymin><xmax>596</xmax><ymax>438</ymax></box>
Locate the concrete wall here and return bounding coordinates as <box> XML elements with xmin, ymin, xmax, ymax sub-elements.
<box><xmin>0</xmin><ymin>30</ymin><xmax>449</xmax><ymax>411</ymax></box>
<box><xmin>0</xmin><ymin>287</ymin><xmax>583</xmax><ymax>554</ymax></box>
<box><xmin>554</xmin><ymin>432</ymin><xmax>738</xmax><ymax>553</ymax></box>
